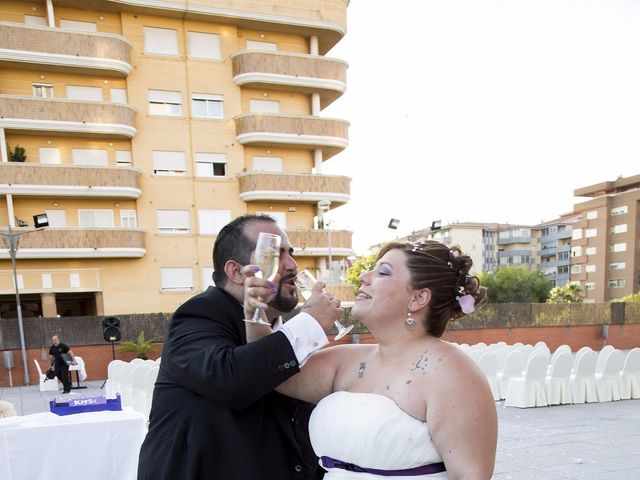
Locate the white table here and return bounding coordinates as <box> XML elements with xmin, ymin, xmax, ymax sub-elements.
<box><xmin>0</xmin><ymin>408</ymin><xmax>147</xmax><ymax>480</ymax></box>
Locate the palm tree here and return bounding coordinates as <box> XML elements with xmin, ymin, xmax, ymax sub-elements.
<box><xmin>118</xmin><ymin>331</ymin><xmax>163</xmax><ymax>360</ymax></box>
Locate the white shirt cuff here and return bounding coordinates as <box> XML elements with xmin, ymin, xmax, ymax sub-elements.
<box><xmin>275</xmin><ymin>312</ymin><xmax>329</xmax><ymax>367</ymax></box>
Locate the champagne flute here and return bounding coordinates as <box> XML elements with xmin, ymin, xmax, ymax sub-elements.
<box><xmin>295</xmin><ymin>269</ymin><xmax>353</xmax><ymax>340</ymax></box>
<box><xmin>246</xmin><ymin>232</ymin><xmax>281</xmax><ymax>325</ymax></box>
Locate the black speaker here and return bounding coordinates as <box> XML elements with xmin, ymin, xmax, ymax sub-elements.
<box><xmin>102</xmin><ymin>316</ymin><xmax>121</xmax><ymax>343</ymax></box>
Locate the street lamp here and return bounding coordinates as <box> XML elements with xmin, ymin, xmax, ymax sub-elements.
<box><xmin>317</xmin><ymin>200</ymin><xmax>333</xmax><ymax>292</ymax></box>
<box><xmin>1</xmin><ymin>213</ymin><xmax>49</xmax><ymax>385</ymax></box>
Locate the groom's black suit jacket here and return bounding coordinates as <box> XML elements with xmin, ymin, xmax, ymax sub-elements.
<box><xmin>137</xmin><ymin>287</ymin><xmax>323</xmax><ymax>480</ymax></box>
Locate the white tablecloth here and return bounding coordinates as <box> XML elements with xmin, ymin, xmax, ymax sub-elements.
<box><xmin>0</xmin><ymin>408</ymin><xmax>147</xmax><ymax>480</ymax></box>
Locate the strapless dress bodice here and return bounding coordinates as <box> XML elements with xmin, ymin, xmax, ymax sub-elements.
<box><xmin>309</xmin><ymin>391</ymin><xmax>447</xmax><ymax>479</ymax></box>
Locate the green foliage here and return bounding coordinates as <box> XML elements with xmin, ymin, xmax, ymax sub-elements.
<box><xmin>118</xmin><ymin>330</ymin><xmax>162</xmax><ymax>360</ymax></box>
<box><xmin>614</xmin><ymin>291</ymin><xmax>640</xmax><ymax>303</ymax></box>
<box><xmin>547</xmin><ymin>282</ymin><xmax>584</xmax><ymax>303</ymax></box>
<box><xmin>479</xmin><ymin>266</ymin><xmax>553</xmax><ymax>303</ymax></box>
<box><xmin>345</xmin><ymin>253</ymin><xmax>377</xmax><ymax>292</ymax></box>
<box><xmin>8</xmin><ymin>144</ymin><xmax>26</xmax><ymax>162</ymax></box>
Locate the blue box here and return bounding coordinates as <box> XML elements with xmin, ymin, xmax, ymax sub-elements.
<box><xmin>50</xmin><ymin>394</ymin><xmax>122</xmax><ymax>416</ymax></box>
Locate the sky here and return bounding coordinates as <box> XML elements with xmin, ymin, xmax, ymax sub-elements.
<box><xmin>320</xmin><ymin>0</ymin><xmax>640</xmax><ymax>254</ymax></box>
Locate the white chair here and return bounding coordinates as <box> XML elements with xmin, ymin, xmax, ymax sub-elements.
<box><xmin>545</xmin><ymin>351</ymin><xmax>573</xmax><ymax>405</ymax></box>
<box><xmin>469</xmin><ymin>349</ymin><xmax>485</xmax><ymax>363</ymax></box>
<box><xmin>155</xmin><ymin>357</ymin><xmax>162</xmax><ymax>364</ymax></box>
<box><xmin>504</xmin><ymin>352</ymin><xmax>549</xmax><ymax>408</ymax></box>
<box><xmin>130</xmin><ymin>358</ymin><xmax>144</xmax><ymax>365</ymax></box>
<box><xmin>571</xmin><ymin>346</ymin><xmax>594</xmax><ymax>375</ymax></box>
<box><xmin>33</xmin><ymin>359</ymin><xmax>59</xmax><ymax>392</ymax></box>
<box><xmin>497</xmin><ymin>349</ymin><xmax>526</xmax><ymax>400</ymax></box>
<box><xmin>531</xmin><ymin>345</ymin><xmax>551</xmax><ymax>364</ymax></box>
<box><xmin>595</xmin><ymin>349</ymin><xmax>624</xmax><ymax>402</ymax></box>
<box><xmin>534</xmin><ymin>341</ymin><xmax>547</xmax><ymax>349</ymax></box>
<box><xmin>119</xmin><ymin>360</ymin><xmax>140</xmax><ymax>407</ymax></box>
<box><xmin>570</xmin><ymin>350</ymin><xmax>598</xmax><ymax>403</ymax></box>
<box><xmin>620</xmin><ymin>348</ymin><xmax>640</xmax><ymax>400</ymax></box>
<box><xmin>105</xmin><ymin>359</ymin><xmax>127</xmax><ymax>400</ymax></box>
<box><xmin>131</xmin><ymin>363</ymin><xmax>154</xmax><ymax>415</ymax></box>
<box><xmin>477</xmin><ymin>352</ymin><xmax>500</xmax><ymax>401</ymax></box>
<box><xmin>551</xmin><ymin>344</ymin><xmax>571</xmax><ymax>363</ymax></box>
<box><xmin>144</xmin><ymin>365</ymin><xmax>160</xmax><ymax>420</ymax></box>
<box><xmin>595</xmin><ymin>345</ymin><xmax>615</xmax><ymax>375</ymax></box>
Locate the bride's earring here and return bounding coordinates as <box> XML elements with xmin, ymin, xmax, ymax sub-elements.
<box><xmin>405</xmin><ymin>309</ymin><xmax>415</xmax><ymax>327</ymax></box>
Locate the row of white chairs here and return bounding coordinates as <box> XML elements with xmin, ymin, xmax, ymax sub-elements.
<box><xmin>104</xmin><ymin>357</ymin><xmax>160</xmax><ymax>420</ymax></box>
<box><xmin>454</xmin><ymin>342</ymin><xmax>640</xmax><ymax>408</ymax></box>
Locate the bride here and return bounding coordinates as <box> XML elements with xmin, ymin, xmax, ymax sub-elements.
<box><xmin>244</xmin><ymin>240</ymin><xmax>497</xmax><ymax>479</ymax></box>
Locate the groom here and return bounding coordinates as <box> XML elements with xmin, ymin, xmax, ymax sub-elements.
<box><xmin>137</xmin><ymin>215</ymin><xmax>342</xmax><ymax>479</ymax></box>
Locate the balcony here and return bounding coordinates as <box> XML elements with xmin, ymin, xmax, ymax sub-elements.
<box><xmin>232</xmin><ymin>51</ymin><xmax>347</xmax><ymax>108</ymax></box>
<box><xmin>234</xmin><ymin>113</ymin><xmax>348</xmax><ymax>159</ymax></box>
<box><xmin>0</xmin><ymin>228</ymin><xmax>145</xmax><ymax>259</ymax></box>
<box><xmin>0</xmin><ymin>269</ymin><xmax>101</xmax><ymax>295</ymax></box>
<box><xmin>287</xmin><ymin>229</ymin><xmax>353</xmax><ymax>257</ymax></box>
<box><xmin>0</xmin><ymin>163</ymin><xmax>141</xmax><ymax>198</ymax></box>
<box><xmin>0</xmin><ymin>96</ymin><xmax>136</xmax><ymax>138</ymax></box>
<box><xmin>0</xmin><ymin>22</ymin><xmax>132</xmax><ymax>77</ymax></box>
<box><xmin>237</xmin><ymin>172</ymin><xmax>350</xmax><ymax>205</ymax></box>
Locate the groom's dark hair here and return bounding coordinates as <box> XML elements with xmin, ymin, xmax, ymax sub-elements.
<box><xmin>212</xmin><ymin>215</ymin><xmax>276</xmax><ymax>288</ymax></box>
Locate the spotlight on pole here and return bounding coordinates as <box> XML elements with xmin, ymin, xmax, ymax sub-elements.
<box><xmin>388</xmin><ymin>218</ymin><xmax>400</xmax><ymax>230</ymax></box>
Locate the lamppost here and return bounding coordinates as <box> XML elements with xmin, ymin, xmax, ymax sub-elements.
<box><xmin>317</xmin><ymin>200</ymin><xmax>333</xmax><ymax>292</ymax></box>
<box><xmin>1</xmin><ymin>213</ymin><xmax>49</xmax><ymax>385</ymax></box>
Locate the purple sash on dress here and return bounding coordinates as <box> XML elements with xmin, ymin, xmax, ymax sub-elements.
<box><xmin>321</xmin><ymin>456</ymin><xmax>446</xmax><ymax>476</ymax></box>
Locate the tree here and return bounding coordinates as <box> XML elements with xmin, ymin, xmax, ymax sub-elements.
<box><xmin>345</xmin><ymin>253</ymin><xmax>377</xmax><ymax>292</ymax></box>
<box><xmin>614</xmin><ymin>291</ymin><xmax>640</xmax><ymax>303</ymax></box>
<box><xmin>118</xmin><ymin>330</ymin><xmax>162</xmax><ymax>360</ymax></box>
<box><xmin>479</xmin><ymin>266</ymin><xmax>553</xmax><ymax>303</ymax></box>
<box><xmin>546</xmin><ymin>282</ymin><xmax>584</xmax><ymax>303</ymax></box>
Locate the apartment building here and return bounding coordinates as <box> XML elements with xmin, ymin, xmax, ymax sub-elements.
<box><xmin>570</xmin><ymin>174</ymin><xmax>640</xmax><ymax>302</ymax></box>
<box><xmin>0</xmin><ymin>0</ymin><xmax>353</xmax><ymax>318</ymax></box>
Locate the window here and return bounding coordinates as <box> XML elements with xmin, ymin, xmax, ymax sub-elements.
<box><xmin>585</xmin><ymin>282</ymin><xmax>596</xmax><ymax>290</ymax></box>
<box><xmin>39</xmin><ymin>147</ymin><xmax>60</xmax><ymax>164</ymax></box>
<box><xmin>120</xmin><ymin>210</ymin><xmax>137</xmax><ymax>228</ymax></box>
<box><xmin>585</xmin><ymin>264</ymin><xmax>596</xmax><ymax>273</ymax></box>
<box><xmin>110</xmin><ymin>88</ymin><xmax>127</xmax><ymax>104</ymax></box>
<box><xmin>571</xmin><ymin>265</ymin><xmax>582</xmax><ymax>274</ymax></box>
<box><xmin>148</xmin><ymin>90</ymin><xmax>182</xmax><ymax>116</ymax></box>
<box><xmin>246</xmin><ymin>40</ymin><xmax>277</xmax><ymax>51</ymax></box>
<box><xmin>611</xmin><ymin>243</ymin><xmax>627</xmax><ymax>252</ymax></box>
<box><xmin>192</xmin><ymin>93</ymin><xmax>223</xmax><ymax>119</ymax></box>
<box><xmin>201</xmin><ymin>267</ymin><xmax>215</xmax><ymax>290</ymax></box>
<box><xmin>611</xmin><ymin>224</ymin><xmax>627</xmax><ymax>234</ymax></box>
<box><xmin>610</xmin><ymin>262</ymin><xmax>626</xmax><ymax>271</ymax></box>
<box><xmin>187</xmin><ymin>32</ymin><xmax>221</xmax><ymax>59</ymax></box>
<box><xmin>571</xmin><ymin>246</ymin><xmax>582</xmax><ymax>257</ymax></box>
<box><xmin>584</xmin><ymin>298</ymin><xmax>596</xmax><ymax>304</ymax></box>
<box><xmin>585</xmin><ymin>228</ymin><xmax>597</xmax><ymax>238</ymax></box>
<box><xmin>157</xmin><ymin>210</ymin><xmax>190</xmax><ymax>234</ymax></box>
<box><xmin>33</xmin><ymin>83</ymin><xmax>54</xmax><ymax>98</ymax></box>
<box><xmin>25</xmin><ymin>15</ymin><xmax>47</xmax><ymax>26</ymax></box>
<box><xmin>195</xmin><ymin>153</ymin><xmax>226</xmax><ymax>177</ymax></box>
<box><xmin>45</xmin><ymin>210</ymin><xmax>66</xmax><ymax>227</ymax></box>
<box><xmin>67</xmin><ymin>85</ymin><xmax>103</xmax><ymax>102</ymax></box>
<box><xmin>153</xmin><ymin>151</ymin><xmax>186</xmax><ymax>175</ymax></box>
<box><xmin>116</xmin><ymin>150</ymin><xmax>132</xmax><ymax>166</ymax></box>
<box><xmin>143</xmin><ymin>27</ymin><xmax>178</xmax><ymax>55</ymax></box>
<box><xmin>59</xmin><ymin>19</ymin><xmax>97</xmax><ymax>32</ymax></box>
<box><xmin>42</xmin><ymin>273</ymin><xmax>53</xmax><ymax>289</ymax></box>
<box><xmin>256</xmin><ymin>211</ymin><xmax>286</xmax><ymax>229</ymax></box>
<box><xmin>249</xmin><ymin>99</ymin><xmax>280</xmax><ymax>113</ymax></box>
<box><xmin>558</xmin><ymin>251</ymin><xmax>570</xmax><ymax>261</ymax></box>
<box><xmin>586</xmin><ymin>246</ymin><xmax>597</xmax><ymax>256</ymax></box>
<box><xmin>608</xmin><ymin>279</ymin><xmax>625</xmax><ymax>288</ymax></box>
<box><xmin>72</xmin><ymin>148</ymin><xmax>108</xmax><ymax>166</ymax></box>
<box><xmin>69</xmin><ymin>273</ymin><xmax>80</xmax><ymax>288</ymax></box>
<box><xmin>161</xmin><ymin>268</ymin><xmax>194</xmax><ymax>291</ymax></box>
<box><xmin>572</xmin><ymin>229</ymin><xmax>583</xmax><ymax>240</ymax></box>
<box><xmin>586</xmin><ymin>210</ymin><xmax>598</xmax><ymax>220</ymax></box>
<box><xmin>78</xmin><ymin>209</ymin><xmax>114</xmax><ymax>227</ymax></box>
<box><xmin>557</xmin><ymin>265</ymin><xmax>570</xmax><ymax>274</ymax></box>
<box><xmin>198</xmin><ymin>210</ymin><xmax>231</xmax><ymax>235</ymax></box>
<box><xmin>253</xmin><ymin>156</ymin><xmax>283</xmax><ymax>172</ymax></box>
<box><xmin>611</xmin><ymin>205</ymin><xmax>628</xmax><ymax>216</ymax></box>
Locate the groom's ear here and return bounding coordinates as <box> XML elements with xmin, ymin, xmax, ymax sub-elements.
<box><xmin>224</xmin><ymin>260</ymin><xmax>244</xmax><ymax>286</ymax></box>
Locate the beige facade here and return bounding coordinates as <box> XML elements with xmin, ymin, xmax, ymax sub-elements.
<box><xmin>0</xmin><ymin>0</ymin><xmax>353</xmax><ymax>318</ymax></box>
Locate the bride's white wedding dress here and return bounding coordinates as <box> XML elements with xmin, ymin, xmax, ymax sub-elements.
<box><xmin>309</xmin><ymin>391</ymin><xmax>448</xmax><ymax>479</ymax></box>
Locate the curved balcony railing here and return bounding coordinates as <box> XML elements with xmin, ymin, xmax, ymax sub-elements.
<box><xmin>0</xmin><ymin>22</ymin><xmax>132</xmax><ymax>76</ymax></box>
<box><xmin>232</xmin><ymin>50</ymin><xmax>347</xmax><ymax>107</ymax></box>
<box><xmin>237</xmin><ymin>172</ymin><xmax>350</xmax><ymax>204</ymax></box>
<box><xmin>0</xmin><ymin>95</ymin><xmax>136</xmax><ymax>138</ymax></box>
<box><xmin>287</xmin><ymin>229</ymin><xmax>353</xmax><ymax>256</ymax></box>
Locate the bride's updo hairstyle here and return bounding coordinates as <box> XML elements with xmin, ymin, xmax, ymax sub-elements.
<box><xmin>377</xmin><ymin>240</ymin><xmax>486</xmax><ymax>337</ymax></box>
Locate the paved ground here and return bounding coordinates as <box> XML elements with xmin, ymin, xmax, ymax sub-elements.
<box><xmin>1</xmin><ymin>381</ymin><xmax>639</xmax><ymax>479</ymax></box>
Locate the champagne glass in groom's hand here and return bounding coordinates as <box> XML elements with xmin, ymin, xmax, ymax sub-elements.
<box><xmin>245</xmin><ymin>232</ymin><xmax>281</xmax><ymax>325</ymax></box>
